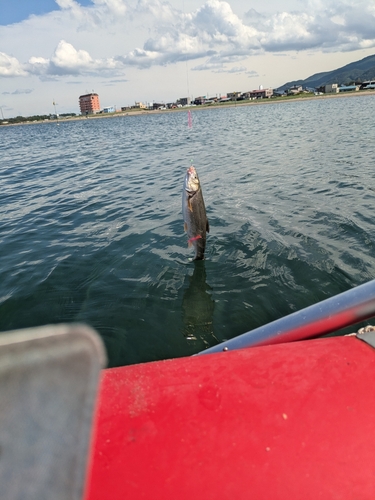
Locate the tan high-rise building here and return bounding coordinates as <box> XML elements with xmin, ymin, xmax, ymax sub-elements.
<box><xmin>79</xmin><ymin>93</ymin><xmax>101</xmax><ymax>115</ymax></box>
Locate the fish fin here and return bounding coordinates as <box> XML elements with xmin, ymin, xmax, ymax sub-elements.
<box><xmin>188</xmin><ymin>198</ymin><xmax>193</xmax><ymax>212</ymax></box>
<box><xmin>188</xmin><ymin>240</ymin><xmax>193</xmax><ymax>247</ymax></box>
<box><xmin>184</xmin><ymin>222</ymin><xmax>188</xmax><ymax>232</ymax></box>
<box><xmin>206</xmin><ymin>219</ymin><xmax>210</xmax><ymax>233</ymax></box>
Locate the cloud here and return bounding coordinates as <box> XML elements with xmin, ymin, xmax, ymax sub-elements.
<box><xmin>1</xmin><ymin>0</ymin><xmax>375</xmax><ymax>82</ymax></box>
<box><xmin>110</xmin><ymin>0</ymin><xmax>375</xmax><ymax>72</ymax></box>
<box><xmin>91</xmin><ymin>0</ymin><xmax>127</xmax><ymax>16</ymax></box>
<box><xmin>191</xmin><ymin>59</ymin><xmax>249</xmax><ymax>74</ymax></box>
<box><xmin>224</xmin><ymin>65</ymin><xmax>247</xmax><ymax>73</ymax></box>
<box><xmin>118</xmin><ymin>1</ymin><xmax>260</xmax><ymax>69</ymax></box>
<box><xmin>0</xmin><ymin>52</ymin><xmax>28</xmax><ymax>77</ymax></box>
<box><xmin>2</xmin><ymin>88</ymin><xmax>34</xmax><ymax>95</ymax></box>
<box><xmin>108</xmin><ymin>78</ymin><xmax>128</xmax><ymax>83</ymax></box>
<box><xmin>23</xmin><ymin>40</ymin><xmax>123</xmax><ymax>77</ymax></box>
<box><xmin>0</xmin><ymin>40</ymin><xmax>124</xmax><ymax>79</ymax></box>
<box><xmin>191</xmin><ymin>0</ymin><xmax>259</xmax><ymax>48</ymax></box>
<box><xmin>101</xmin><ymin>75</ymin><xmax>129</xmax><ymax>85</ymax></box>
<box><xmin>50</xmin><ymin>40</ymin><xmax>103</xmax><ymax>74</ymax></box>
<box><xmin>123</xmin><ymin>0</ymin><xmax>375</xmax><ymax>68</ymax></box>
<box><xmin>117</xmin><ymin>41</ymin><xmax>210</xmax><ymax>69</ymax></box>
<box><xmin>244</xmin><ymin>0</ymin><xmax>375</xmax><ymax>53</ymax></box>
<box><xmin>135</xmin><ymin>0</ymin><xmax>177</xmax><ymax>22</ymax></box>
<box><xmin>55</xmin><ymin>0</ymin><xmax>128</xmax><ymax>28</ymax></box>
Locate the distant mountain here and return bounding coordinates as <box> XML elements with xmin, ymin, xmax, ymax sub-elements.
<box><xmin>278</xmin><ymin>54</ymin><xmax>375</xmax><ymax>91</ymax></box>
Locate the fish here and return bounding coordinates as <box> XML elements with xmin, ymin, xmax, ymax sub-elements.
<box><xmin>182</xmin><ymin>166</ymin><xmax>209</xmax><ymax>260</ymax></box>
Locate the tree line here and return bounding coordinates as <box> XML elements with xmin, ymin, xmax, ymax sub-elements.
<box><xmin>0</xmin><ymin>113</ymin><xmax>77</xmax><ymax>125</ymax></box>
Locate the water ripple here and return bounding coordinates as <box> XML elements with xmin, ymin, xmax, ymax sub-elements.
<box><xmin>1</xmin><ymin>96</ymin><xmax>375</xmax><ymax>365</ymax></box>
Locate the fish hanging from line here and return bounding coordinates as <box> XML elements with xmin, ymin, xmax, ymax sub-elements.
<box><xmin>182</xmin><ymin>165</ymin><xmax>209</xmax><ymax>260</ymax></box>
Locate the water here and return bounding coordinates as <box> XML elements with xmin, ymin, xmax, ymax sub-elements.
<box><xmin>1</xmin><ymin>95</ymin><xmax>375</xmax><ymax>367</ymax></box>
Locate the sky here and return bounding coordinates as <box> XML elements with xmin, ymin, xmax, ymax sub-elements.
<box><xmin>0</xmin><ymin>0</ymin><xmax>375</xmax><ymax>117</ymax></box>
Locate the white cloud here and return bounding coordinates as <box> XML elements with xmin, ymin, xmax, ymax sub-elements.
<box><xmin>119</xmin><ymin>33</ymin><xmax>209</xmax><ymax>69</ymax></box>
<box><xmin>92</xmin><ymin>0</ymin><xmax>127</xmax><ymax>16</ymax></box>
<box><xmin>118</xmin><ymin>1</ymin><xmax>261</xmax><ymax>69</ymax></box>
<box><xmin>244</xmin><ymin>0</ymin><xmax>375</xmax><ymax>53</ymax></box>
<box><xmin>191</xmin><ymin>0</ymin><xmax>259</xmax><ymax>47</ymax></box>
<box><xmin>23</xmin><ymin>40</ymin><xmax>123</xmax><ymax>77</ymax></box>
<box><xmin>55</xmin><ymin>0</ymin><xmax>128</xmax><ymax>28</ymax></box>
<box><xmin>2</xmin><ymin>0</ymin><xmax>375</xmax><ymax>79</ymax></box>
<box><xmin>51</xmin><ymin>40</ymin><xmax>101</xmax><ymax>74</ymax></box>
<box><xmin>116</xmin><ymin>0</ymin><xmax>375</xmax><ymax>69</ymax></box>
<box><xmin>27</xmin><ymin>57</ymin><xmax>50</xmax><ymax>76</ymax></box>
<box><xmin>135</xmin><ymin>0</ymin><xmax>177</xmax><ymax>22</ymax></box>
<box><xmin>0</xmin><ymin>53</ymin><xmax>28</xmax><ymax>77</ymax></box>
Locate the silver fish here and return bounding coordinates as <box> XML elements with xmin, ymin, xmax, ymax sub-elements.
<box><xmin>182</xmin><ymin>166</ymin><xmax>209</xmax><ymax>260</ymax></box>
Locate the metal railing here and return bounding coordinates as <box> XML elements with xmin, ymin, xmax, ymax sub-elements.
<box><xmin>197</xmin><ymin>279</ymin><xmax>375</xmax><ymax>355</ymax></box>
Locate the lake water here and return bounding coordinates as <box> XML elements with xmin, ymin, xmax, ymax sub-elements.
<box><xmin>1</xmin><ymin>95</ymin><xmax>375</xmax><ymax>367</ymax></box>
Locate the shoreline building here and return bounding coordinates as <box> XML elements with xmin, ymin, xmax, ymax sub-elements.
<box><xmin>178</xmin><ymin>97</ymin><xmax>191</xmax><ymax>106</ymax></box>
<box><xmin>79</xmin><ymin>93</ymin><xmax>100</xmax><ymax>115</ymax></box>
<box><xmin>324</xmin><ymin>84</ymin><xmax>339</xmax><ymax>94</ymax></box>
<box><xmin>243</xmin><ymin>88</ymin><xmax>273</xmax><ymax>99</ymax></box>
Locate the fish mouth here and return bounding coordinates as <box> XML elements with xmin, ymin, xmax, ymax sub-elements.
<box><xmin>185</xmin><ymin>165</ymin><xmax>199</xmax><ymax>194</ymax></box>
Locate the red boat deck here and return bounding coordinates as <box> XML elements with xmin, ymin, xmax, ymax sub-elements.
<box><xmin>85</xmin><ymin>335</ymin><xmax>375</xmax><ymax>499</ymax></box>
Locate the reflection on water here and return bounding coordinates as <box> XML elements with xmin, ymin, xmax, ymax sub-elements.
<box><xmin>182</xmin><ymin>261</ymin><xmax>218</xmax><ymax>348</ymax></box>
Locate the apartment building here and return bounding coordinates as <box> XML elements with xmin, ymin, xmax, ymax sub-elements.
<box><xmin>79</xmin><ymin>93</ymin><xmax>101</xmax><ymax>115</ymax></box>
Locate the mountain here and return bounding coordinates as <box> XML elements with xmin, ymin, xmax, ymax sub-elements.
<box><xmin>278</xmin><ymin>54</ymin><xmax>375</xmax><ymax>91</ymax></box>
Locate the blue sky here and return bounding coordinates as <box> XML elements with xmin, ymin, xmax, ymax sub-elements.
<box><xmin>0</xmin><ymin>0</ymin><xmax>92</xmax><ymax>25</ymax></box>
<box><xmin>1</xmin><ymin>0</ymin><xmax>374</xmax><ymax>117</ymax></box>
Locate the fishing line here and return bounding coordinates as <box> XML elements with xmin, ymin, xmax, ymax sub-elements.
<box><xmin>182</xmin><ymin>0</ymin><xmax>192</xmax><ymax>130</ymax></box>
<box><xmin>182</xmin><ymin>0</ymin><xmax>190</xmax><ymax>99</ymax></box>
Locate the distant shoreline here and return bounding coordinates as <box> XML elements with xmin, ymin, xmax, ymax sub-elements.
<box><xmin>2</xmin><ymin>89</ymin><xmax>375</xmax><ymax>127</ymax></box>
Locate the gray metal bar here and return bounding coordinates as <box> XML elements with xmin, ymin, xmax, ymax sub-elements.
<box><xmin>197</xmin><ymin>279</ymin><xmax>375</xmax><ymax>355</ymax></box>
